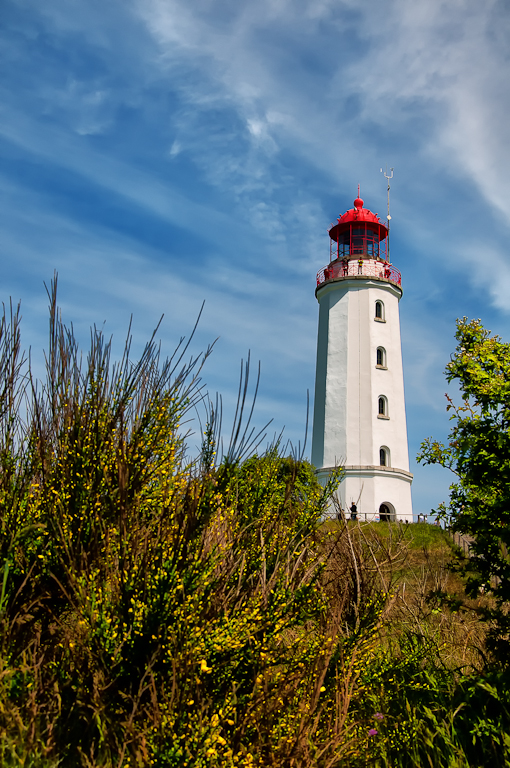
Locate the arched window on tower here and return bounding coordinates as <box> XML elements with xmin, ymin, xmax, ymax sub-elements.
<box><xmin>378</xmin><ymin>396</ymin><xmax>388</xmax><ymax>418</ymax></box>
<box><xmin>379</xmin><ymin>446</ymin><xmax>390</xmax><ymax>467</ymax></box>
<box><xmin>376</xmin><ymin>347</ymin><xmax>386</xmax><ymax>368</ymax></box>
<box><xmin>375</xmin><ymin>300</ymin><xmax>385</xmax><ymax>321</ymax></box>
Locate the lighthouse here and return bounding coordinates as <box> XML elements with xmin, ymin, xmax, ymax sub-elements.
<box><xmin>311</xmin><ymin>193</ymin><xmax>413</xmax><ymax>522</ymax></box>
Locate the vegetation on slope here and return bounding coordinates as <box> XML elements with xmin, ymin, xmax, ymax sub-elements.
<box><xmin>0</xmin><ymin>289</ymin><xmax>508</xmax><ymax>767</ymax></box>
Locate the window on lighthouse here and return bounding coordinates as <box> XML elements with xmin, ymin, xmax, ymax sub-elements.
<box><xmin>376</xmin><ymin>347</ymin><xmax>386</xmax><ymax>368</ymax></box>
<box><xmin>352</xmin><ymin>227</ymin><xmax>365</xmax><ymax>254</ymax></box>
<box><xmin>380</xmin><ymin>447</ymin><xmax>390</xmax><ymax>466</ymax></box>
<box><xmin>375</xmin><ymin>301</ymin><xmax>385</xmax><ymax>321</ymax></box>
<box><xmin>366</xmin><ymin>227</ymin><xmax>379</xmax><ymax>258</ymax></box>
<box><xmin>378</xmin><ymin>396</ymin><xmax>388</xmax><ymax>418</ymax></box>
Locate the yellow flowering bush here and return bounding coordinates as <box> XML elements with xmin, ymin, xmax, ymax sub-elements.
<box><xmin>0</xmin><ymin>286</ymin><xmax>361</xmax><ymax>767</ymax></box>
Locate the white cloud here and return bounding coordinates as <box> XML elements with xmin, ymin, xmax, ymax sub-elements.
<box><xmin>0</xmin><ymin>103</ymin><xmax>249</xmax><ymax>246</ymax></box>
<box><xmin>336</xmin><ymin>1</ymin><xmax>510</xmax><ymax>217</ymax></box>
<box><xmin>461</xmin><ymin>242</ymin><xmax>510</xmax><ymax>313</ymax></box>
<box><xmin>135</xmin><ymin>0</ymin><xmax>510</xmax><ymax>230</ymax></box>
<box><xmin>169</xmin><ymin>140</ymin><xmax>182</xmax><ymax>157</ymax></box>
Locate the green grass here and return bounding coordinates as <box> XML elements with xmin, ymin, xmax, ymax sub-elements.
<box><xmin>321</xmin><ymin>518</ymin><xmax>449</xmax><ymax>551</ymax></box>
<box><xmin>399</xmin><ymin>521</ymin><xmax>449</xmax><ymax>549</ymax></box>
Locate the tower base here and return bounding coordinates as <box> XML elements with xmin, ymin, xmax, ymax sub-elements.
<box><xmin>316</xmin><ymin>465</ymin><xmax>413</xmax><ymax>523</ymax></box>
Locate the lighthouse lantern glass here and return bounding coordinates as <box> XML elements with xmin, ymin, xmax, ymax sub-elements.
<box><xmin>333</xmin><ymin>223</ymin><xmax>382</xmax><ymax>261</ymax></box>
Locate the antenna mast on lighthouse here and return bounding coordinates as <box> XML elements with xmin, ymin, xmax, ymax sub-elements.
<box><xmin>381</xmin><ymin>166</ymin><xmax>394</xmax><ymax>261</ymax></box>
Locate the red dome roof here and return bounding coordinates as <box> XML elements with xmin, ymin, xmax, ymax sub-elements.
<box><xmin>329</xmin><ymin>197</ymin><xmax>388</xmax><ymax>243</ymax></box>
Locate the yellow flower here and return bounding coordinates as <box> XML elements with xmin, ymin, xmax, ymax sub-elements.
<box><xmin>200</xmin><ymin>659</ymin><xmax>212</xmax><ymax>674</ymax></box>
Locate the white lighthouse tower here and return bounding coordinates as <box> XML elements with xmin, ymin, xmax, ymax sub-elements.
<box><xmin>311</xmin><ymin>193</ymin><xmax>413</xmax><ymax>522</ymax></box>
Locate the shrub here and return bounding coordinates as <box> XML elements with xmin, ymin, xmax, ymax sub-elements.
<box><xmin>0</xmin><ymin>282</ymin><xmax>370</xmax><ymax>767</ymax></box>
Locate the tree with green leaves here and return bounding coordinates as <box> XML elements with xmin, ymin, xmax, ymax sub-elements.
<box><xmin>418</xmin><ymin>317</ymin><xmax>510</xmax><ymax>656</ymax></box>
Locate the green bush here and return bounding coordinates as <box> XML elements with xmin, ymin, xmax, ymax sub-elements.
<box><xmin>419</xmin><ymin>317</ymin><xmax>510</xmax><ymax>658</ymax></box>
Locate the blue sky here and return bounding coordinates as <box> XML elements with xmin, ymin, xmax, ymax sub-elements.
<box><xmin>2</xmin><ymin>0</ymin><xmax>510</xmax><ymax>516</ymax></box>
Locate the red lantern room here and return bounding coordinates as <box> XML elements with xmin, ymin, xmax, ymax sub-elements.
<box><xmin>316</xmin><ymin>194</ymin><xmax>401</xmax><ymax>289</ymax></box>
<box><xmin>328</xmin><ymin>196</ymin><xmax>388</xmax><ymax>263</ymax></box>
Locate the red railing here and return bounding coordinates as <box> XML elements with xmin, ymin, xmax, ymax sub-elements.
<box><xmin>316</xmin><ymin>260</ymin><xmax>402</xmax><ymax>288</ymax></box>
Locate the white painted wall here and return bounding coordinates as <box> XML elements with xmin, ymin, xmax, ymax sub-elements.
<box><xmin>311</xmin><ymin>267</ymin><xmax>413</xmax><ymax>521</ymax></box>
